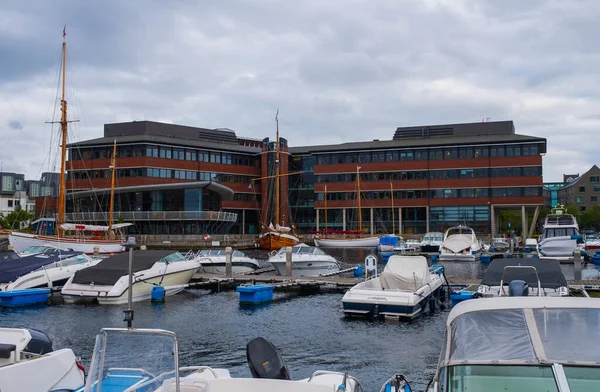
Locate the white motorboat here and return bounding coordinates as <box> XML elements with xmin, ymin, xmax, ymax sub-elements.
<box><xmin>419</xmin><ymin>232</ymin><xmax>444</xmax><ymax>253</ymax></box>
<box><xmin>377</xmin><ymin>235</ymin><xmax>400</xmax><ymax>252</ymax></box>
<box><xmin>192</xmin><ymin>249</ymin><xmax>260</xmax><ymax>274</ymax></box>
<box><xmin>424</xmin><ymin>296</ymin><xmax>600</xmax><ymax>391</ymax></box>
<box><xmin>490</xmin><ymin>237</ymin><xmax>510</xmax><ymax>251</ymax></box>
<box><xmin>314</xmin><ymin>236</ymin><xmax>380</xmax><ymax>248</ymax></box>
<box><xmin>0</xmin><ymin>327</ymin><xmax>85</xmax><ymax>392</ymax></box>
<box><xmin>268</xmin><ymin>245</ymin><xmax>340</xmax><ymax>277</ymax></box>
<box><xmin>78</xmin><ymin>327</ymin><xmax>362</xmax><ymax>392</ymax></box>
<box><xmin>61</xmin><ymin>250</ymin><xmax>201</xmax><ymax>304</ymax></box>
<box><xmin>2</xmin><ymin>253</ymin><xmax>101</xmax><ymax>291</ymax></box>
<box><xmin>342</xmin><ymin>255</ymin><xmax>446</xmax><ymax>320</ymax></box>
<box><xmin>538</xmin><ymin>205</ymin><xmax>583</xmax><ymax>259</ymax></box>
<box><xmin>584</xmin><ymin>233</ymin><xmax>600</xmax><ymax>253</ymax></box>
<box><xmin>393</xmin><ymin>239</ymin><xmax>421</xmax><ymax>253</ymax></box>
<box><xmin>476</xmin><ymin>258</ymin><xmax>569</xmax><ymax>298</ymax></box>
<box><xmin>439</xmin><ymin>225</ymin><xmax>483</xmax><ymax>261</ymax></box>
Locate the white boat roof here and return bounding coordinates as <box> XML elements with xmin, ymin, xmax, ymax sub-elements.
<box><xmin>447</xmin><ymin>297</ymin><xmax>600</xmax><ymax>326</ymax></box>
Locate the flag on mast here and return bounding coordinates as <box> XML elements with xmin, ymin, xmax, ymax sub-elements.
<box><xmin>63</xmin><ymin>25</ymin><xmax>66</xmax><ymax>38</ymax></box>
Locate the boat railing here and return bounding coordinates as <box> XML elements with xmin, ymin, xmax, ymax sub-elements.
<box><xmin>499</xmin><ymin>266</ymin><xmax>542</xmax><ymax>297</ymax></box>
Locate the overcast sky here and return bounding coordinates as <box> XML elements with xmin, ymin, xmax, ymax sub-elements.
<box><xmin>0</xmin><ymin>0</ymin><xmax>598</xmax><ymax>182</ymax></box>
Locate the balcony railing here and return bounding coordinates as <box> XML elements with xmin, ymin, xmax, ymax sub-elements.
<box><xmin>61</xmin><ymin>210</ymin><xmax>238</xmax><ymax>223</ymax></box>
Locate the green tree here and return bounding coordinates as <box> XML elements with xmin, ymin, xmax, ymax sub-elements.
<box><xmin>579</xmin><ymin>206</ymin><xmax>600</xmax><ymax>230</ymax></box>
<box><xmin>0</xmin><ymin>209</ymin><xmax>34</xmax><ymax>230</ymax></box>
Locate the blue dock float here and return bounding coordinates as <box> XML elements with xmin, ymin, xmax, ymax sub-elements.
<box><xmin>480</xmin><ymin>254</ymin><xmax>491</xmax><ymax>264</ymax></box>
<box><xmin>593</xmin><ymin>253</ymin><xmax>600</xmax><ymax>266</ymax></box>
<box><xmin>381</xmin><ymin>253</ymin><xmax>394</xmax><ymax>263</ymax></box>
<box><xmin>236</xmin><ymin>284</ymin><xmax>275</xmax><ymax>305</ymax></box>
<box><xmin>0</xmin><ymin>288</ymin><xmax>51</xmax><ymax>307</ymax></box>
<box><xmin>449</xmin><ymin>291</ymin><xmax>475</xmax><ymax>307</ymax></box>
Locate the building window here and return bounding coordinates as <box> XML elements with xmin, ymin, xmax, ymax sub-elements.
<box><xmin>2</xmin><ymin>175</ymin><xmax>14</xmax><ymax>192</ymax></box>
<box><xmin>399</xmin><ymin>151</ymin><xmax>414</xmax><ymax>161</ymax></box>
<box><xmin>159</xmin><ymin>147</ymin><xmax>172</xmax><ymax>159</ymax></box>
<box><xmin>591</xmin><ymin>176</ymin><xmax>600</xmax><ymax>183</ymax></box>
<box><xmin>358</xmin><ymin>152</ymin><xmax>371</xmax><ymax>163</ymax></box>
<box><xmin>414</xmin><ymin>150</ymin><xmax>427</xmax><ymax>160</ymax></box>
<box><xmin>459</xmin><ymin>147</ymin><xmax>474</xmax><ymax>159</ymax></box>
<box><xmin>7</xmin><ymin>200</ymin><xmax>13</xmax><ymax>207</ymax></box>
<box><xmin>580</xmin><ymin>206</ymin><xmax>586</xmax><ymax>212</ymax></box>
<box><xmin>146</xmin><ymin>146</ymin><xmax>158</xmax><ymax>157</ymax></box>
<box><xmin>443</xmin><ymin>148</ymin><xmax>457</xmax><ymax>159</ymax></box>
<box><xmin>490</xmin><ymin>146</ymin><xmax>505</xmax><ymax>157</ymax></box>
<box><xmin>592</xmin><ymin>196</ymin><xmax>598</xmax><ymax>203</ymax></box>
<box><xmin>576</xmin><ymin>196</ymin><xmax>583</xmax><ymax>203</ymax></box>
<box><xmin>429</xmin><ymin>149</ymin><xmax>443</xmax><ymax>160</ymax></box>
<box><xmin>579</xmin><ymin>186</ymin><xmax>585</xmax><ymax>192</ymax></box>
<box><xmin>594</xmin><ymin>186</ymin><xmax>600</xmax><ymax>192</ymax></box>
<box><xmin>505</xmin><ymin>145</ymin><xmax>521</xmax><ymax>157</ymax></box>
<box><xmin>474</xmin><ymin>147</ymin><xmax>489</xmax><ymax>158</ymax></box>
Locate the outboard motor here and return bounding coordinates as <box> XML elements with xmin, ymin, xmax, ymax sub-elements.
<box><xmin>23</xmin><ymin>328</ymin><xmax>53</xmax><ymax>354</ymax></box>
<box><xmin>246</xmin><ymin>337</ymin><xmax>290</xmax><ymax>380</ymax></box>
<box><xmin>508</xmin><ymin>280</ymin><xmax>529</xmax><ymax>297</ymax></box>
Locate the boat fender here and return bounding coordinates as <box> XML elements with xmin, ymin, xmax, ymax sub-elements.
<box><xmin>382</xmin><ymin>373</ymin><xmax>412</xmax><ymax>392</ymax></box>
<box><xmin>353</xmin><ymin>265</ymin><xmax>363</xmax><ymax>279</ymax></box>
<box><xmin>151</xmin><ymin>286</ymin><xmax>166</xmax><ymax>302</ymax></box>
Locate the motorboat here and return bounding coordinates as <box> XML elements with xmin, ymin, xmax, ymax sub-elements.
<box><xmin>342</xmin><ymin>255</ymin><xmax>445</xmax><ymax>320</ymax></box>
<box><xmin>0</xmin><ymin>327</ymin><xmax>85</xmax><ymax>391</ymax></box>
<box><xmin>61</xmin><ymin>250</ymin><xmax>201</xmax><ymax>304</ymax></box>
<box><xmin>191</xmin><ymin>249</ymin><xmax>260</xmax><ymax>274</ymax></box>
<box><xmin>424</xmin><ymin>296</ymin><xmax>600</xmax><ymax>391</ymax></box>
<box><xmin>476</xmin><ymin>258</ymin><xmax>569</xmax><ymax>298</ymax></box>
<box><xmin>268</xmin><ymin>245</ymin><xmax>340</xmax><ymax>277</ymax></box>
<box><xmin>2</xmin><ymin>253</ymin><xmax>101</xmax><ymax>291</ymax></box>
<box><xmin>490</xmin><ymin>237</ymin><xmax>510</xmax><ymax>251</ymax></box>
<box><xmin>77</xmin><ymin>327</ymin><xmax>362</xmax><ymax>392</ymax></box>
<box><xmin>420</xmin><ymin>232</ymin><xmax>444</xmax><ymax>253</ymax></box>
<box><xmin>584</xmin><ymin>233</ymin><xmax>600</xmax><ymax>253</ymax></box>
<box><xmin>439</xmin><ymin>225</ymin><xmax>483</xmax><ymax>261</ymax></box>
<box><xmin>538</xmin><ymin>205</ymin><xmax>583</xmax><ymax>259</ymax></box>
<box><xmin>0</xmin><ymin>248</ymin><xmax>84</xmax><ymax>289</ymax></box>
<box><xmin>378</xmin><ymin>235</ymin><xmax>400</xmax><ymax>252</ymax></box>
<box><xmin>393</xmin><ymin>239</ymin><xmax>421</xmax><ymax>253</ymax></box>
<box><xmin>314</xmin><ymin>236</ymin><xmax>380</xmax><ymax>248</ymax></box>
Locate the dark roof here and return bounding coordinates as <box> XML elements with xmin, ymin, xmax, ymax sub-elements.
<box><xmin>394</xmin><ymin>120</ymin><xmax>514</xmax><ymax>140</ymax></box>
<box><xmin>289</xmin><ymin>133</ymin><xmax>546</xmax><ymax>155</ymax></box>
<box><xmin>68</xmin><ymin>134</ymin><xmax>261</xmax><ymax>155</ymax></box>
<box><xmin>560</xmin><ymin>165</ymin><xmax>600</xmax><ymax>190</ymax></box>
<box><xmin>72</xmin><ymin>250</ymin><xmax>177</xmax><ymax>285</ymax></box>
<box><xmin>69</xmin><ymin>181</ymin><xmax>235</xmax><ymax>201</ymax></box>
<box><xmin>480</xmin><ymin>258</ymin><xmax>568</xmax><ymax>289</ymax></box>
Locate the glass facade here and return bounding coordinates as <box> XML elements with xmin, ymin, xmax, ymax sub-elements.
<box><xmin>430</xmin><ymin>206</ymin><xmax>490</xmax><ymax>234</ymax></box>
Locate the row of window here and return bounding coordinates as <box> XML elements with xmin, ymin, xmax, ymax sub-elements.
<box><xmin>430</xmin><ymin>206</ymin><xmax>490</xmax><ymax>223</ymax></box>
<box><xmin>72</xmin><ymin>145</ymin><xmax>259</xmax><ymax>167</ymax></box>
<box><xmin>591</xmin><ymin>176</ymin><xmax>600</xmax><ymax>183</ymax></box>
<box><xmin>317</xmin><ymin>187</ymin><xmax>543</xmax><ymax>201</ymax></box>
<box><xmin>315</xmin><ymin>143</ymin><xmax>541</xmax><ymax>165</ymax></box>
<box><xmin>577</xmin><ymin>195</ymin><xmax>598</xmax><ymax>203</ymax></box>
<box><xmin>578</xmin><ymin>186</ymin><xmax>600</xmax><ymax>193</ymax></box>
<box><xmin>69</xmin><ymin>169</ymin><xmax>256</xmax><ymax>184</ymax></box>
<box><xmin>316</xmin><ymin>166</ymin><xmax>543</xmax><ymax>183</ymax></box>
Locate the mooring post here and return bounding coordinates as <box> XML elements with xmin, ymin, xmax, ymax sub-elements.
<box><xmin>509</xmin><ymin>238</ymin><xmax>514</xmax><ymax>255</ymax></box>
<box><xmin>93</xmin><ymin>246</ymin><xmax>100</xmax><ymax>257</ymax></box>
<box><xmin>286</xmin><ymin>246</ymin><xmax>293</xmax><ymax>277</ymax></box>
<box><xmin>574</xmin><ymin>248</ymin><xmax>582</xmax><ymax>282</ymax></box>
<box><xmin>225</xmin><ymin>246</ymin><xmax>232</xmax><ymax>278</ymax></box>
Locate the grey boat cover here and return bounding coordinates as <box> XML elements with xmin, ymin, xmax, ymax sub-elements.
<box><xmin>480</xmin><ymin>258</ymin><xmax>568</xmax><ymax>289</ymax></box>
<box><xmin>0</xmin><ymin>249</ymin><xmax>83</xmax><ymax>283</ymax></box>
<box><xmin>442</xmin><ymin>234</ymin><xmax>473</xmax><ymax>253</ymax></box>
<box><xmin>379</xmin><ymin>256</ymin><xmax>431</xmax><ymax>291</ymax></box>
<box><xmin>72</xmin><ymin>250</ymin><xmax>176</xmax><ymax>286</ymax></box>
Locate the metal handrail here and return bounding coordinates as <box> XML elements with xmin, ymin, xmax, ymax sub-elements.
<box><xmin>60</xmin><ymin>210</ymin><xmax>238</xmax><ymax>222</ymax></box>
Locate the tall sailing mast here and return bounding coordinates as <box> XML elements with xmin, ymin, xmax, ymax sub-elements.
<box><xmin>108</xmin><ymin>140</ymin><xmax>117</xmax><ymax>230</ymax></box>
<box><xmin>57</xmin><ymin>27</ymin><xmax>68</xmax><ymax>237</ymax></box>
<box><xmin>324</xmin><ymin>184</ymin><xmax>328</xmax><ymax>234</ymax></box>
<box><xmin>390</xmin><ymin>178</ymin><xmax>395</xmax><ymax>235</ymax></box>
<box><xmin>357</xmin><ymin>166</ymin><xmax>362</xmax><ymax>234</ymax></box>
<box><xmin>274</xmin><ymin>109</ymin><xmax>280</xmax><ymax>227</ymax></box>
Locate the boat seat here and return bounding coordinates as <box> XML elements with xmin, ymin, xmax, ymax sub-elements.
<box><xmin>0</xmin><ymin>344</ymin><xmax>16</xmax><ymax>359</ymax></box>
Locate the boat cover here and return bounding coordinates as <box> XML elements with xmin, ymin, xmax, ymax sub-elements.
<box><xmin>480</xmin><ymin>258</ymin><xmax>568</xmax><ymax>289</ymax></box>
<box><xmin>379</xmin><ymin>236</ymin><xmax>400</xmax><ymax>246</ymax></box>
<box><xmin>71</xmin><ymin>250</ymin><xmax>176</xmax><ymax>285</ymax></box>
<box><xmin>442</xmin><ymin>234</ymin><xmax>473</xmax><ymax>253</ymax></box>
<box><xmin>0</xmin><ymin>250</ymin><xmax>83</xmax><ymax>283</ymax></box>
<box><xmin>379</xmin><ymin>256</ymin><xmax>431</xmax><ymax>291</ymax></box>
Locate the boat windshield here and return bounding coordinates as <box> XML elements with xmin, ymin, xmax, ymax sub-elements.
<box><xmin>543</xmin><ymin>227</ymin><xmax>579</xmax><ymax>238</ymax></box>
<box><xmin>158</xmin><ymin>252</ymin><xmax>187</xmax><ymax>263</ymax></box>
<box><xmin>199</xmin><ymin>249</ymin><xmax>246</xmax><ymax>257</ymax></box>
<box><xmin>21</xmin><ymin>245</ymin><xmax>55</xmax><ymax>254</ymax></box>
<box><xmin>446</xmin><ymin>365</ymin><xmax>558</xmax><ymax>391</ymax></box>
<box><xmin>32</xmin><ymin>254</ymin><xmax>93</xmax><ymax>270</ymax></box>
<box><xmin>84</xmin><ymin>329</ymin><xmax>179</xmax><ymax>392</ymax></box>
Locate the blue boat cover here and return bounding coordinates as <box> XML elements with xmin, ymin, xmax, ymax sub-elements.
<box><xmin>0</xmin><ymin>249</ymin><xmax>83</xmax><ymax>284</ymax></box>
<box><xmin>379</xmin><ymin>235</ymin><xmax>400</xmax><ymax>246</ymax></box>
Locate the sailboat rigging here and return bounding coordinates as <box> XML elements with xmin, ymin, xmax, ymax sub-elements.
<box><xmin>257</xmin><ymin>110</ymin><xmax>300</xmax><ymax>250</ymax></box>
<box><xmin>314</xmin><ymin>166</ymin><xmax>379</xmax><ymax>248</ymax></box>
<box><xmin>8</xmin><ymin>29</ymin><xmax>131</xmax><ymax>254</ymax></box>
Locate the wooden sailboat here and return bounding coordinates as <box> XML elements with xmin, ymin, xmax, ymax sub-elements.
<box><xmin>314</xmin><ymin>167</ymin><xmax>379</xmax><ymax>248</ymax></box>
<box><xmin>9</xmin><ymin>30</ymin><xmax>130</xmax><ymax>254</ymax></box>
<box><xmin>258</xmin><ymin>111</ymin><xmax>300</xmax><ymax>250</ymax></box>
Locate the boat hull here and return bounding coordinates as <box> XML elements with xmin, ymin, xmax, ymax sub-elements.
<box><xmin>420</xmin><ymin>244</ymin><xmax>440</xmax><ymax>253</ymax></box>
<box><xmin>200</xmin><ymin>261</ymin><xmax>259</xmax><ymax>274</ymax></box>
<box><xmin>61</xmin><ymin>267</ymin><xmax>198</xmax><ymax>304</ymax></box>
<box><xmin>314</xmin><ymin>237</ymin><xmax>379</xmax><ymax>248</ymax></box>
<box><xmin>270</xmin><ymin>259</ymin><xmax>340</xmax><ymax>277</ymax></box>
<box><xmin>258</xmin><ymin>231</ymin><xmax>300</xmax><ymax>251</ymax></box>
<box><xmin>538</xmin><ymin>236</ymin><xmax>579</xmax><ymax>258</ymax></box>
<box><xmin>3</xmin><ymin>259</ymin><xmax>101</xmax><ymax>291</ymax></box>
<box><xmin>439</xmin><ymin>251</ymin><xmax>482</xmax><ymax>262</ymax></box>
<box><xmin>9</xmin><ymin>232</ymin><xmax>125</xmax><ymax>254</ymax></box>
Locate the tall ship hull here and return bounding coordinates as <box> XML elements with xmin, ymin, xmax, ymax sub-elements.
<box><xmin>314</xmin><ymin>236</ymin><xmax>379</xmax><ymax>248</ymax></box>
<box><xmin>9</xmin><ymin>232</ymin><xmax>126</xmax><ymax>254</ymax></box>
<box><xmin>258</xmin><ymin>231</ymin><xmax>300</xmax><ymax>251</ymax></box>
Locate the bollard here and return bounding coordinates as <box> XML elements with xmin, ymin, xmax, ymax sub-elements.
<box><xmin>509</xmin><ymin>239</ymin><xmax>514</xmax><ymax>256</ymax></box>
<box><xmin>140</xmin><ymin>245</ymin><xmax>147</xmax><ymax>250</ymax></box>
<box><xmin>225</xmin><ymin>246</ymin><xmax>232</xmax><ymax>277</ymax></box>
<box><xmin>285</xmin><ymin>246</ymin><xmax>293</xmax><ymax>277</ymax></box>
<box><xmin>574</xmin><ymin>248</ymin><xmax>582</xmax><ymax>282</ymax></box>
<box><xmin>93</xmin><ymin>246</ymin><xmax>100</xmax><ymax>257</ymax></box>
<box><xmin>7</xmin><ymin>245</ymin><xmax>13</xmax><ymax>251</ymax></box>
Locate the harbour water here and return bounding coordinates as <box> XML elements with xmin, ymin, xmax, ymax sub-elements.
<box><xmin>2</xmin><ymin>249</ymin><xmax>600</xmax><ymax>391</ymax></box>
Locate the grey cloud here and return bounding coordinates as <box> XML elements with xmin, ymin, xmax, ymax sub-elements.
<box><xmin>8</xmin><ymin>121</ymin><xmax>23</xmax><ymax>130</ymax></box>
